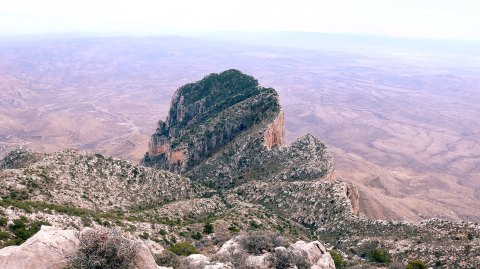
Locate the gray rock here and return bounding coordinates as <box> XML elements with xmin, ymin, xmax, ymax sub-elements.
<box><xmin>0</xmin><ymin>226</ymin><xmax>159</xmax><ymax>269</ymax></box>
<box><xmin>0</xmin><ymin>225</ymin><xmax>78</xmax><ymax>269</ymax></box>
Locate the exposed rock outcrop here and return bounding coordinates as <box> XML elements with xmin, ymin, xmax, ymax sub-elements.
<box><xmin>0</xmin><ymin>149</ymin><xmax>210</xmax><ymax>212</ymax></box>
<box><xmin>143</xmin><ymin>69</ymin><xmax>281</xmax><ymax>175</ymax></box>
<box><xmin>288</xmin><ymin>241</ymin><xmax>335</xmax><ymax>269</ymax></box>
<box><xmin>264</xmin><ymin>109</ymin><xmax>285</xmax><ymax>149</ymax></box>
<box><xmin>0</xmin><ymin>226</ymin><xmax>158</xmax><ymax>269</ymax></box>
<box><xmin>0</xmin><ymin>149</ymin><xmax>44</xmax><ymax>169</ymax></box>
<box><xmin>143</xmin><ymin>70</ymin><xmax>333</xmax><ymax>189</ymax></box>
<box><xmin>345</xmin><ymin>183</ymin><xmax>360</xmax><ymax>216</ymax></box>
<box><xmin>178</xmin><ymin>237</ymin><xmax>335</xmax><ymax>269</ymax></box>
<box><xmin>2</xmin><ymin>69</ymin><xmax>479</xmax><ymax>268</ymax></box>
<box><xmin>0</xmin><ymin>226</ymin><xmax>77</xmax><ymax>269</ymax></box>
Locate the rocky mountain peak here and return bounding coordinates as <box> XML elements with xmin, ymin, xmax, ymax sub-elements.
<box><xmin>143</xmin><ymin>69</ymin><xmax>283</xmax><ymax>174</ymax></box>
<box><xmin>142</xmin><ymin>70</ymin><xmax>333</xmax><ymax>189</ymax></box>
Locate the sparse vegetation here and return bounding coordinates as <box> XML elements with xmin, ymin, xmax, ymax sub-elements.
<box><xmin>203</xmin><ymin>222</ymin><xmax>214</xmax><ymax>234</ymax></box>
<box><xmin>367</xmin><ymin>248</ymin><xmax>392</xmax><ymax>264</ymax></box>
<box><xmin>168</xmin><ymin>242</ymin><xmax>198</xmax><ymax>256</ymax></box>
<box><xmin>239</xmin><ymin>231</ymin><xmax>285</xmax><ymax>255</ymax></box>
<box><xmin>155</xmin><ymin>250</ymin><xmax>181</xmax><ymax>268</ymax></box>
<box><xmin>211</xmin><ymin>249</ymin><xmax>253</xmax><ymax>269</ymax></box>
<box><xmin>191</xmin><ymin>231</ymin><xmax>202</xmax><ymax>240</ymax></box>
<box><xmin>4</xmin><ymin>216</ymin><xmax>49</xmax><ymax>246</ymax></box>
<box><xmin>68</xmin><ymin>228</ymin><xmax>138</xmax><ymax>269</ymax></box>
<box><xmin>228</xmin><ymin>225</ymin><xmax>240</xmax><ymax>233</ymax></box>
<box><xmin>0</xmin><ymin>216</ymin><xmax>7</xmax><ymax>226</ymax></box>
<box><xmin>330</xmin><ymin>249</ymin><xmax>347</xmax><ymax>268</ymax></box>
<box><xmin>269</xmin><ymin>247</ymin><xmax>311</xmax><ymax>269</ymax></box>
<box><xmin>405</xmin><ymin>259</ymin><xmax>427</xmax><ymax>269</ymax></box>
<box><xmin>1</xmin><ymin>69</ymin><xmax>480</xmax><ymax>269</ymax></box>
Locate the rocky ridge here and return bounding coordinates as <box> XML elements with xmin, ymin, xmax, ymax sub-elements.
<box><xmin>143</xmin><ymin>70</ymin><xmax>333</xmax><ymax>189</ymax></box>
<box><xmin>0</xmin><ymin>70</ymin><xmax>479</xmax><ymax>268</ymax></box>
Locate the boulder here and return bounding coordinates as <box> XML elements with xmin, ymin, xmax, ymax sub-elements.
<box><xmin>217</xmin><ymin>238</ymin><xmax>242</xmax><ymax>254</ymax></box>
<box><xmin>247</xmin><ymin>253</ymin><xmax>271</xmax><ymax>269</ymax></box>
<box><xmin>204</xmin><ymin>263</ymin><xmax>234</xmax><ymax>269</ymax></box>
<box><xmin>185</xmin><ymin>253</ymin><xmax>210</xmax><ymax>267</ymax></box>
<box><xmin>0</xmin><ymin>225</ymin><xmax>159</xmax><ymax>269</ymax></box>
<box><xmin>185</xmin><ymin>254</ymin><xmax>233</xmax><ymax>269</ymax></box>
<box><xmin>216</xmin><ymin>237</ymin><xmax>335</xmax><ymax>269</ymax></box>
<box><xmin>0</xmin><ymin>225</ymin><xmax>78</xmax><ymax>269</ymax></box>
<box><xmin>289</xmin><ymin>241</ymin><xmax>335</xmax><ymax>269</ymax></box>
<box><xmin>135</xmin><ymin>239</ymin><xmax>161</xmax><ymax>269</ymax></box>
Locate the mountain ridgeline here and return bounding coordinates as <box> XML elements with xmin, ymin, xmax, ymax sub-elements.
<box><xmin>1</xmin><ymin>70</ymin><xmax>479</xmax><ymax>268</ymax></box>
<box><xmin>142</xmin><ymin>69</ymin><xmax>333</xmax><ymax>188</ymax></box>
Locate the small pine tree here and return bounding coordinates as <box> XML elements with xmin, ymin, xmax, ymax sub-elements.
<box><xmin>203</xmin><ymin>222</ymin><xmax>214</xmax><ymax>234</ymax></box>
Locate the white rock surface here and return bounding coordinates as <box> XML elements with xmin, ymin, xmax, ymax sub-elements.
<box><xmin>217</xmin><ymin>238</ymin><xmax>242</xmax><ymax>254</ymax></box>
<box><xmin>204</xmin><ymin>262</ymin><xmax>234</xmax><ymax>269</ymax></box>
<box><xmin>289</xmin><ymin>241</ymin><xmax>335</xmax><ymax>269</ymax></box>
<box><xmin>214</xmin><ymin>238</ymin><xmax>335</xmax><ymax>269</ymax></box>
<box><xmin>0</xmin><ymin>225</ymin><xmax>78</xmax><ymax>269</ymax></box>
<box><xmin>0</xmin><ymin>225</ymin><xmax>159</xmax><ymax>269</ymax></box>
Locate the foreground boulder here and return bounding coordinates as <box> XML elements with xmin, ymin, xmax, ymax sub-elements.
<box><xmin>288</xmin><ymin>241</ymin><xmax>335</xmax><ymax>269</ymax></box>
<box><xmin>0</xmin><ymin>226</ymin><xmax>78</xmax><ymax>269</ymax></box>
<box><xmin>0</xmin><ymin>226</ymin><xmax>158</xmax><ymax>269</ymax></box>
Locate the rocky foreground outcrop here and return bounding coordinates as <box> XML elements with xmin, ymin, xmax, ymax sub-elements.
<box><xmin>183</xmin><ymin>238</ymin><xmax>335</xmax><ymax>269</ymax></box>
<box><xmin>0</xmin><ymin>226</ymin><xmax>77</xmax><ymax>269</ymax></box>
<box><xmin>0</xmin><ymin>226</ymin><xmax>335</xmax><ymax>269</ymax></box>
<box><xmin>0</xmin><ymin>226</ymin><xmax>158</xmax><ymax>269</ymax></box>
<box><xmin>2</xmin><ymin>70</ymin><xmax>478</xmax><ymax>268</ymax></box>
<box><xmin>143</xmin><ymin>69</ymin><xmax>333</xmax><ymax>188</ymax></box>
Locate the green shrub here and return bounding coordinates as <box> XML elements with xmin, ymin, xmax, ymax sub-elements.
<box><xmin>0</xmin><ymin>217</ymin><xmax>8</xmax><ymax>226</ymax></box>
<box><xmin>8</xmin><ymin>216</ymin><xmax>49</xmax><ymax>244</ymax></box>
<box><xmin>367</xmin><ymin>248</ymin><xmax>392</xmax><ymax>263</ymax></box>
<box><xmin>168</xmin><ymin>242</ymin><xmax>197</xmax><ymax>256</ymax></box>
<box><xmin>228</xmin><ymin>225</ymin><xmax>240</xmax><ymax>233</ymax></box>
<box><xmin>330</xmin><ymin>250</ymin><xmax>346</xmax><ymax>268</ymax></box>
<box><xmin>203</xmin><ymin>222</ymin><xmax>214</xmax><ymax>234</ymax></box>
<box><xmin>0</xmin><ymin>231</ymin><xmax>10</xmax><ymax>240</ymax></box>
<box><xmin>191</xmin><ymin>232</ymin><xmax>203</xmax><ymax>240</ymax></box>
<box><xmin>406</xmin><ymin>259</ymin><xmax>427</xmax><ymax>269</ymax></box>
<box><xmin>249</xmin><ymin>221</ymin><xmax>261</xmax><ymax>229</ymax></box>
<box><xmin>467</xmin><ymin>233</ymin><xmax>474</xmax><ymax>240</ymax></box>
<box><xmin>139</xmin><ymin>231</ymin><xmax>149</xmax><ymax>239</ymax></box>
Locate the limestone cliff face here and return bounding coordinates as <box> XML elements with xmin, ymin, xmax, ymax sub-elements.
<box><xmin>143</xmin><ymin>69</ymin><xmax>282</xmax><ymax>174</ymax></box>
<box><xmin>143</xmin><ymin>69</ymin><xmax>333</xmax><ymax>189</ymax></box>
<box><xmin>345</xmin><ymin>183</ymin><xmax>360</xmax><ymax>216</ymax></box>
<box><xmin>264</xmin><ymin>109</ymin><xmax>285</xmax><ymax>149</ymax></box>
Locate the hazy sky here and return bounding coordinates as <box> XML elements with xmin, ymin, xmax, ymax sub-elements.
<box><xmin>1</xmin><ymin>0</ymin><xmax>479</xmax><ymax>40</ymax></box>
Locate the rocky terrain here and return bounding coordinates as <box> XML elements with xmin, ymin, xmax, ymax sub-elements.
<box><xmin>1</xmin><ymin>36</ymin><xmax>479</xmax><ymax>222</ymax></box>
<box><xmin>0</xmin><ymin>70</ymin><xmax>479</xmax><ymax>268</ymax></box>
<box><xmin>143</xmin><ymin>69</ymin><xmax>332</xmax><ymax>189</ymax></box>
